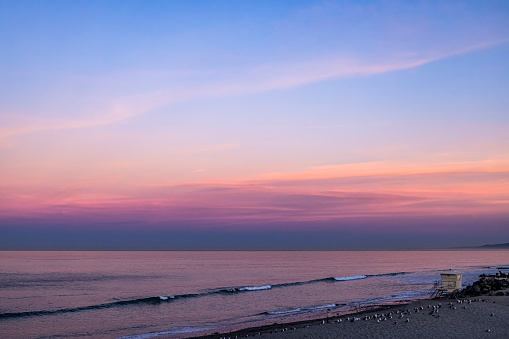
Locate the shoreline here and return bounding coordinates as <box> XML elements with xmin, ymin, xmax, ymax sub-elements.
<box><xmin>191</xmin><ymin>303</ymin><xmax>403</xmax><ymax>339</ymax></box>
<box><xmin>182</xmin><ymin>295</ymin><xmax>509</xmax><ymax>339</ymax></box>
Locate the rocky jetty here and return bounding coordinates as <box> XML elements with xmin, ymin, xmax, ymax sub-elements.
<box><xmin>462</xmin><ymin>272</ymin><xmax>509</xmax><ymax>296</ymax></box>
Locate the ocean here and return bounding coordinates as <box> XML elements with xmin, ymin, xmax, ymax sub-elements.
<box><xmin>1</xmin><ymin>251</ymin><xmax>508</xmax><ymax>338</ymax></box>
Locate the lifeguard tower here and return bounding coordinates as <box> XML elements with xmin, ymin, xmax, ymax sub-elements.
<box><xmin>430</xmin><ymin>271</ymin><xmax>462</xmax><ymax>298</ymax></box>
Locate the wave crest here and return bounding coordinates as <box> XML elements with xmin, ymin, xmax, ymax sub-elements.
<box><xmin>333</xmin><ymin>275</ymin><xmax>367</xmax><ymax>281</ymax></box>
<box><xmin>239</xmin><ymin>285</ymin><xmax>272</xmax><ymax>291</ymax></box>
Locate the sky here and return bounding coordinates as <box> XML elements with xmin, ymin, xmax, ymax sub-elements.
<box><xmin>0</xmin><ymin>0</ymin><xmax>508</xmax><ymax>250</ymax></box>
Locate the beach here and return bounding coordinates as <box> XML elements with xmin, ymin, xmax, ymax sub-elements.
<box><xmin>194</xmin><ymin>295</ymin><xmax>509</xmax><ymax>339</ymax></box>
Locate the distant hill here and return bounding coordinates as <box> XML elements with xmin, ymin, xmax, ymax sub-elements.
<box><xmin>452</xmin><ymin>242</ymin><xmax>509</xmax><ymax>249</ymax></box>
<box><xmin>478</xmin><ymin>242</ymin><xmax>509</xmax><ymax>249</ymax></box>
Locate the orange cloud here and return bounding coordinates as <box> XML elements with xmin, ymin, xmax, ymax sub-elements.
<box><xmin>2</xmin><ymin>165</ymin><xmax>507</xmax><ymax>228</ymax></box>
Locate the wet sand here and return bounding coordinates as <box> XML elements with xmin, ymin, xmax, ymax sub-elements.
<box><xmin>193</xmin><ymin>296</ymin><xmax>509</xmax><ymax>339</ymax></box>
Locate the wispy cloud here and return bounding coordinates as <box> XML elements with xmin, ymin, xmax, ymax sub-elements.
<box><xmin>1</xmin><ymin>38</ymin><xmax>506</xmax><ymax>140</ymax></box>
<box><xmin>0</xmin><ymin>102</ymin><xmax>143</xmax><ymax>139</ymax></box>
<box><xmin>261</xmin><ymin>158</ymin><xmax>509</xmax><ymax>181</ymax></box>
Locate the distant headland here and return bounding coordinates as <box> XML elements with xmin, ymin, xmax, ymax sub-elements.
<box><xmin>478</xmin><ymin>242</ymin><xmax>509</xmax><ymax>249</ymax></box>
<box><xmin>455</xmin><ymin>242</ymin><xmax>509</xmax><ymax>249</ymax></box>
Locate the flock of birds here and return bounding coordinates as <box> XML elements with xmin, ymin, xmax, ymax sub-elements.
<box><xmin>218</xmin><ymin>298</ymin><xmax>497</xmax><ymax>339</ymax></box>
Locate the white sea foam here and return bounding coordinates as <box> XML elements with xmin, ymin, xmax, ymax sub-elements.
<box><xmin>389</xmin><ymin>291</ymin><xmax>428</xmax><ymax>299</ymax></box>
<box><xmin>267</xmin><ymin>303</ymin><xmax>337</xmax><ymax>315</ymax></box>
<box><xmin>118</xmin><ymin>326</ymin><xmax>214</xmax><ymax>339</ymax></box>
<box><xmin>267</xmin><ymin>308</ymin><xmax>302</xmax><ymax>315</ymax></box>
<box><xmin>239</xmin><ymin>285</ymin><xmax>272</xmax><ymax>291</ymax></box>
<box><xmin>157</xmin><ymin>295</ymin><xmax>176</xmax><ymax>300</ymax></box>
<box><xmin>309</xmin><ymin>303</ymin><xmax>337</xmax><ymax>310</ymax></box>
<box><xmin>334</xmin><ymin>275</ymin><xmax>367</xmax><ymax>281</ymax></box>
<box><xmin>354</xmin><ymin>290</ymin><xmax>428</xmax><ymax>305</ymax></box>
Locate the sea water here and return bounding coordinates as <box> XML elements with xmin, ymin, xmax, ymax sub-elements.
<box><xmin>1</xmin><ymin>251</ymin><xmax>508</xmax><ymax>338</ymax></box>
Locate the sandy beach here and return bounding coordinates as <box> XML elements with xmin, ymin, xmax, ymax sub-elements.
<box><xmin>194</xmin><ymin>295</ymin><xmax>509</xmax><ymax>339</ymax></box>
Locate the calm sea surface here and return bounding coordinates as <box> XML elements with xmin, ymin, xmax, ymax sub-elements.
<box><xmin>1</xmin><ymin>251</ymin><xmax>508</xmax><ymax>338</ymax></box>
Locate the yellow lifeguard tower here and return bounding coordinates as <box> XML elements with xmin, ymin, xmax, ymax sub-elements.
<box><xmin>430</xmin><ymin>271</ymin><xmax>462</xmax><ymax>298</ymax></box>
<box><xmin>438</xmin><ymin>271</ymin><xmax>462</xmax><ymax>292</ymax></box>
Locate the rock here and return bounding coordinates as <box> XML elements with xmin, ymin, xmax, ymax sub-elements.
<box><xmin>462</xmin><ymin>276</ymin><xmax>509</xmax><ymax>296</ymax></box>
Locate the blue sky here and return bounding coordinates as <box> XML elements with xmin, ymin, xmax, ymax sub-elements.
<box><xmin>0</xmin><ymin>0</ymin><xmax>508</xmax><ymax>249</ymax></box>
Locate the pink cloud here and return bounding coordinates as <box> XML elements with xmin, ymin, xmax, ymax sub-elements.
<box><xmin>2</xmin><ymin>169</ymin><xmax>507</xmax><ymax>230</ymax></box>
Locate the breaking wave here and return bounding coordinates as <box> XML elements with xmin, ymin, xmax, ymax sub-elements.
<box><xmin>334</xmin><ymin>275</ymin><xmax>367</xmax><ymax>281</ymax></box>
<box><xmin>118</xmin><ymin>326</ymin><xmax>215</xmax><ymax>339</ymax></box>
<box><xmin>266</xmin><ymin>303</ymin><xmax>338</xmax><ymax>315</ymax></box>
<box><xmin>221</xmin><ymin>285</ymin><xmax>272</xmax><ymax>293</ymax></box>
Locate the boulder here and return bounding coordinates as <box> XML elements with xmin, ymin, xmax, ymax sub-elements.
<box><xmin>461</xmin><ymin>276</ymin><xmax>509</xmax><ymax>296</ymax></box>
